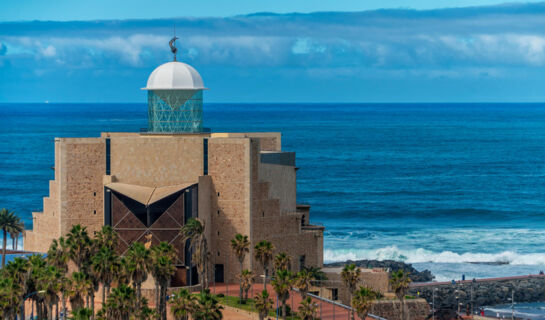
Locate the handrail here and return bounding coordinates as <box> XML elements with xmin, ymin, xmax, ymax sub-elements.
<box><xmin>293</xmin><ymin>288</ymin><xmax>389</xmax><ymax>320</ymax></box>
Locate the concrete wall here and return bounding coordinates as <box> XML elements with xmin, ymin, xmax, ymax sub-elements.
<box><xmin>322</xmin><ymin>268</ymin><xmax>390</xmax><ymax>305</ymax></box>
<box><xmin>370</xmin><ymin>299</ymin><xmax>431</xmax><ymax>320</ymax></box>
<box><xmin>259</xmin><ymin>162</ymin><xmax>296</xmax><ymax>215</ymax></box>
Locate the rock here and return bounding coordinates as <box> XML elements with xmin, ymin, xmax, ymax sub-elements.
<box><xmin>325</xmin><ymin>259</ymin><xmax>435</xmax><ymax>282</ymax></box>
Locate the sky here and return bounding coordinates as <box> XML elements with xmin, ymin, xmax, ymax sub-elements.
<box><xmin>2</xmin><ymin>1</ymin><xmax>545</xmax><ymax>102</ymax></box>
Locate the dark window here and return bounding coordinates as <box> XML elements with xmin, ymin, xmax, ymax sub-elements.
<box><xmin>203</xmin><ymin>139</ymin><xmax>208</xmax><ymax>175</ymax></box>
<box><xmin>93</xmin><ymin>192</ymin><xmax>96</xmax><ymax>197</ymax></box>
<box><xmin>93</xmin><ymin>210</ymin><xmax>96</xmax><ymax>215</ymax></box>
<box><xmin>105</xmin><ymin>138</ymin><xmax>111</xmax><ymax>175</ymax></box>
<box><xmin>299</xmin><ymin>255</ymin><xmax>306</xmax><ymax>271</ymax></box>
<box><xmin>332</xmin><ymin>288</ymin><xmax>338</xmax><ymax>300</ymax></box>
<box><xmin>215</xmin><ymin>264</ymin><xmax>224</xmax><ymax>283</ymax></box>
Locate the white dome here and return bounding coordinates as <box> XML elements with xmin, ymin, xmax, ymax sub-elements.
<box><xmin>143</xmin><ymin>61</ymin><xmax>206</xmax><ymax>90</ymax></box>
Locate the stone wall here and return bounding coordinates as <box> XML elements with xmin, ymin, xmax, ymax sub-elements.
<box><xmin>370</xmin><ymin>299</ymin><xmax>431</xmax><ymax>320</ymax></box>
<box><xmin>410</xmin><ymin>275</ymin><xmax>545</xmax><ymax>311</ymax></box>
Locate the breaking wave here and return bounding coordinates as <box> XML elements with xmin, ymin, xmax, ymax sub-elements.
<box><xmin>324</xmin><ymin>245</ymin><xmax>545</xmax><ymax>265</ymax></box>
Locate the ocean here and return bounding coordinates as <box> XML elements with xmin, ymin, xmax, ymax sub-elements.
<box><xmin>2</xmin><ymin>102</ymin><xmax>545</xmax><ymax>283</ymax></box>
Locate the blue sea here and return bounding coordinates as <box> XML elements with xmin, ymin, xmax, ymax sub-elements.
<box><xmin>3</xmin><ymin>102</ymin><xmax>545</xmax><ymax>283</ymax></box>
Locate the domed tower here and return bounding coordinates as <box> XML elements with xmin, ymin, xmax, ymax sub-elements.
<box><xmin>143</xmin><ymin>39</ymin><xmax>207</xmax><ymax>133</ymax></box>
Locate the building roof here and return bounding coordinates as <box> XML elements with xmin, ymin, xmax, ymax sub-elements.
<box><xmin>105</xmin><ymin>182</ymin><xmax>195</xmax><ymax>205</ymax></box>
<box><xmin>142</xmin><ymin>61</ymin><xmax>206</xmax><ymax>90</ymax></box>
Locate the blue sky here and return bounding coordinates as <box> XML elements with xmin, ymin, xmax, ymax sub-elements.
<box><xmin>2</xmin><ymin>1</ymin><xmax>545</xmax><ymax>102</ymax></box>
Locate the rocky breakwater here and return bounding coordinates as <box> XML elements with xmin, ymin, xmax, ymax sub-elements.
<box><xmin>409</xmin><ymin>274</ymin><xmax>545</xmax><ymax>312</ymax></box>
<box><xmin>325</xmin><ymin>259</ymin><xmax>434</xmax><ymax>282</ymax></box>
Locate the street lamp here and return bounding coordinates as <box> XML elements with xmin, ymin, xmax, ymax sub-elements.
<box><xmin>432</xmin><ymin>288</ymin><xmax>439</xmax><ymax>320</ymax></box>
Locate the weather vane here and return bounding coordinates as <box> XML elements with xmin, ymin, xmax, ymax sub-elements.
<box><xmin>169</xmin><ymin>24</ymin><xmax>179</xmax><ymax>61</ymax></box>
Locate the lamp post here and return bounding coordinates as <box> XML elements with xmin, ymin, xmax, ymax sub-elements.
<box><xmin>432</xmin><ymin>288</ymin><xmax>439</xmax><ymax>320</ymax></box>
<box><xmin>455</xmin><ymin>290</ymin><xmax>460</xmax><ymax>315</ymax></box>
<box><xmin>507</xmin><ymin>289</ymin><xmax>515</xmax><ymax>320</ymax></box>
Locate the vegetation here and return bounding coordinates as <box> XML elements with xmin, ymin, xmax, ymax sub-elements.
<box><xmin>297</xmin><ymin>297</ymin><xmax>318</xmax><ymax>320</ymax></box>
<box><xmin>230</xmin><ymin>233</ymin><xmax>250</xmax><ymax>302</ymax></box>
<box><xmin>254</xmin><ymin>240</ymin><xmax>275</xmax><ymax>289</ymax></box>
<box><xmin>0</xmin><ymin>214</ymin><xmax>222</xmax><ymax>320</ymax></box>
<box><xmin>271</xmin><ymin>269</ymin><xmax>293</xmax><ymax>320</ymax></box>
<box><xmin>390</xmin><ymin>269</ymin><xmax>412</xmax><ymax>320</ymax></box>
<box><xmin>180</xmin><ymin>218</ymin><xmax>209</xmax><ymax>289</ymax></box>
<box><xmin>341</xmin><ymin>264</ymin><xmax>361</xmax><ymax>320</ymax></box>
<box><xmin>254</xmin><ymin>290</ymin><xmax>273</xmax><ymax>320</ymax></box>
<box><xmin>0</xmin><ymin>208</ymin><xmax>24</xmax><ymax>267</ymax></box>
<box><xmin>274</xmin><ymin>252</ymin><xmax>291</xmax><ymax>272</ymax></box>
<box><xmin>352</xmin><ymin>287</ymin><xmax>378</xmax><ymax>320</ymax></box>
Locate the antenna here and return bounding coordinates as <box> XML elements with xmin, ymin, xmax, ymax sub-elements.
<box><xmin>169</xmin><ymin>23</ymin><xmax>179</xmax><ymax>61</ymax></box>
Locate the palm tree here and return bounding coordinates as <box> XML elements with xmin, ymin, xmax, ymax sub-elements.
<box><xmin>47</xmin><ymin>237</ymin><xmax>70</xmax><ymax>317</ymax></box>
<box><xmin>352</xmin><ymin>287</ymin><xmax>377</xmax><ymax>320</ymax></box>
<box><xmin>5</xmin><ymin>256</ymin><xmax>30</xmax><ymax>319</ymax></box>
<box><xmin>8</xmin><ymin>217</ymin><xmax>23</xmax><ymax>252</ymax></box>
<box><xmin>125</xmin><ymin>242</ymin><xmax>151</xmax><ymax>307</ymax></box>
<box><xmin>294</xmin><ymin>268</ymin><xmax>314</xmax><ymax>298</ymax></box>
<box><xmin>94</xmin><ymin>225</ymin><xmax>118</xmax><ymax>250</ymax></box>
<box><xmin>37</xmin><ymin>265</ymin><xmax>62</xmax><ymax>320</ymax></box>
<box><xmin>341</xmin><ymin>264</ymin><xmax>361</xmax><ymax>320</ymax></box>
<box><xmin>390</xmin><ymin>270</ymin><xmax>411</xmax><ymax>320</ymax></box>
<box><xmin>66</xmin><ymin>225</ymin><xmax>92</xmax><ymax>271</ymax></box>
<box><xmin>192</xmin><ymin>289</ymin><xmax>223</xmax><ymax>320</ymax></box>
<box><xmin>151</xmin><ymin>242</ymin><xmax>177</xmax><ymax>320</ymax></box>
<box><xmin>274</xmin><ymin>252</ymin><xmax>291</xmax><ymax>272</ymax></box>
<box><xmin>254</xmin><ymin>290</ymin><xmax>273</xmax><ymax>320</ymax></box>
<box><xmin>239</xmin><ymin>269</ymin><xmax>253</xmax><ymax>301</ymax></box>
<box><xmin>67</xmin><ymin>272</ymin><xmax>92</xmax><ymax>311</ymax></box>
<box><xmin>169</xmin><ymin>288</ymin><xmax>195</xmax><ymax>320</ymax></box>
<box><xmin>71</xmin><ymin>307</ymin><xmax>93</xmax><ymax>320</ymax></box>
<box><xmin>297</xmin><ymin>297</ymin><xmax>318</xmax><ymax>320</ymax></box>
<box><xmin>104</xmin><ymin>284</ymin><xmax>136</xmax><ymax>320</ymax></box>
<box><xmin>91</xmin><ymin>246</ymin><xmax>119</xmax><ymax>306</ymax></box>
<box><xmin>26</xmin><ymin>254</ymin><xmax>48</xmax><ymax>320</ymax></box>
<box><xmin>230</xmin><ymin>233</ymin><xmax>250</xmax><ymax>302</ymax></box>
<box><xmin>271</xmin><ymin>269</ymin><xmax>292</xmax><ymax>320</ymax></box>
<box><xmin>180</xmin><ymin>218</ymin><xmax>209</xmax><ymax>288</ymax></box>
<box><xmin>0</xmin><ymin>276</ymin><xmax>22</xmax><ymax>318</ymax></box>
<box><xmin>0</xmin><ymin>208</ymin><xmax>23</xmax><ymax>267</ymax></box>
<box><xmin>254</xmin><ymin>240</ymin><xmax>275</xmax><ymax>289</ymax></box>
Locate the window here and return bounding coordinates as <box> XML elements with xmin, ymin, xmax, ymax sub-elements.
<box><xmin>331</xmin><ymin>288</ymin><xmax>338</xmax><ymax>301</ymax></box>
<box><xmin>299</xmin><ymin>255</ymin><xmax>306</xmax><ymax>271</ymax></box>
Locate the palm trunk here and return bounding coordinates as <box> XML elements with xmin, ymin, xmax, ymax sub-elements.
<box><xmin>56</xmin><ymin>301</ymin><xmax>59</xmax><ymax>320</ymax></box>
<box><xmin>239</xmin><ymin>261</ymin><xmax>243</xmax><ymax>303</ymax></box>
<box><xmin>102</xmin><ymin>284</ymin><xmax>106</xmax><ymax>307</ymax></box>
<box><xmin>61</xmin><ymin>292</ymin><xmax>66</xmax><ymax>320</ymax></box>
<box><xmin>155</xmin><ymin>282</ymin><xmax>160</xmax><ymax>313</ymax></box>
<box><xmin>263</xmin><ymin>265</ymin><xmax>267</xmax><ymax>290</ymax></box>
<box><xmin>2</xmin><ymin>229</ymin><xmax>6</xmax><ymax>267</ymax></box>
<box><xmin>282</xmin><ymin>301</ymin><xmax>287</xmax><ymax>320</ymax></box>
<box><xmin>160</xmin><ymin>282</ymin><xmax>167</xmax><ymax>320</ymax></box>
<box><xmin>90</xmin><ymin>290</ymin><xmax>95</xmax><ymax>319</ymax></box>
<box><xmin>15</xmin><ymin>234</ymin><xmax>18</xmax><ymax>251</ymax></box>
<box><xmin>401</xmin><ymin>299</ymin><xmax>405</xmax><ymax>320</ymax></box>
<box><xmin>47</xmin><ymin>302</ymin><xmax>53</xmax><ymax>320</ymax></box>
<box><xmin>136</xmin><ymin>282</ymin><xmax>141</xmax><ymax>308</ymax></box>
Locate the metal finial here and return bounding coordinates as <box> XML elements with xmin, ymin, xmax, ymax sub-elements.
<box><xmin>169</xmin><ymin>36</ymin><xmax>179</xmax><ymax>61</ymax></box>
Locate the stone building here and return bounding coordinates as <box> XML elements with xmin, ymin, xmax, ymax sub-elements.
<box><xmin>24</xmin><ymin>53</ymin><xmax>324</xmax><ymax>285</ymax></box>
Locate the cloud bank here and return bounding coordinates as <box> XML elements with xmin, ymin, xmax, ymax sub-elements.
<box><xmin>2</xmin><ymin>3</ymin><xmax>545</xmax><ymax>102</ymax></box>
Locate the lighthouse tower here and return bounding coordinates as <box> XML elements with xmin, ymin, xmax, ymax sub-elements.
<box><xmin>143</xmin><ymin>39</ymin><xmax>207</xmax><ymax>133</ymax></box>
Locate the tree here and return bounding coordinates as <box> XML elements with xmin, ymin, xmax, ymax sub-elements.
<box><xmin>5</xmin><ymin>256</ymin><xmax>30</xmax><ymax>319</ymax></box>
<box><xmin>271</xmin><ymin>269</ymin><xmax>292</xmax><ymax>320</ymax></box>
<box><xmin>230</xmin><ymin>233</ymin><xmax>250</xmax><ymax>302</ymax></box>
<box><xmin>169</xmin><ymin>288</ymin><xmax>195</xmax><ymax>320</ymax></box>
<box><xmin>192</xmin><ymin>289</ymin><xmax>223</xmax><ymax>320</ymax></box>
<box><xmin>352</xmin><ymin>287</ymin><xmax>377</xmax><ymax>320</ymax></box>
<box><xmin>298</xmin><ymin>297</ymin><xmax>318</xmax><ymax>320</ymax></box>
<box><xmin>47</xmin><ymin>237</ymin><xmax>70</xmax><ymax>318</ymax></box>
<box><xmin>26</xmin><ymin>254</ymin><xmax>48</xmax><ymax>320</ymax></box>
<box><xmin>254</xmin><ymin>290</ymin><xmax>273</xmax><ymax>320</ymax></box>
<box><xmin>0</xmin><ymin>276</ymin><xmax>22</xmax><ymax>318</ymax></box>
<box><xmin>254</xmin><ymin>240</ymin><xmax>275</xmax><ymax>289</ymax></box>
<box><xmin>103</xmin><ymin>284</ymin><xmax>136</xmax><ymax>320</ymax></box>
<box><xmin>151</xmin><ymin>242</ymin><xmax>177</xmax><ymax>320</ymax></box>
<box><xmin>8</xmin><ymin>217</ymin><xmax>23</xmax><ymax>252</ymax></box>
<box><xmin>0</xmin><ymin>208</ymin><xmax>23</xmax><ymax>267</ymax></box>
<box><xmin>390</xmin><ymin>270</ymin><xmax>411</xmax><ymax>320</ymax></box>
<box><xmin>37</xmin><ymin>265</ymin><xmax>62</xmax><ymax>320</ymax></box>
<box><xmin>341</xmin><ymin>264</ymin><xmax>361</xmax><ymax>320</ymax></box>
<box><xmin>180</xmin><ymin>218</ymin><xmax>209</xmax><ymax>288</ymax></box>
<box><xmin>94</xmin><ymin>225</ymin><xmax>118</xmax><ymax>251</ymax></box>
<box><xmin>239</xmin><ymin>269</ymin><xmax>253</xmax><ymax>301</ymax></box>
<box><xmin>67</xmin><ymin>272</ymin><xmax>92</xmax><ymax>311</ymax></box>
<box><xmin>274</xmin><ymin>252</ymin><xmax>291</xmax><ymax>272</ymax></box>
<box><xmin>66</xmin><ymin>225</ymin><xmax>92</xmax><ymax>271</ymax></box>
<box><xmin>125</xmin><ymin>242</ymin><xmax>151</xmax><ymax>308</ymax></box>
<box><xmin>294</xmin><ymin>268</ymin><xmax>314</xmax><ymax>298</ymax></box>
<box><xmin>71</xmin><ymin>307</ymin><xmax>93</xmax><ymax>320</ymax></box>
<box><xmin>91</xmin><ymin>246</ymin><xmax>119</xmax><ymax>307</ymax></box>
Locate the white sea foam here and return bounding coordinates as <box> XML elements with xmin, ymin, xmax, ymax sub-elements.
<box><xmin>324</xmin><ymin>245</ymin><xmax>545</xmax><ymax>265</ymax></box>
